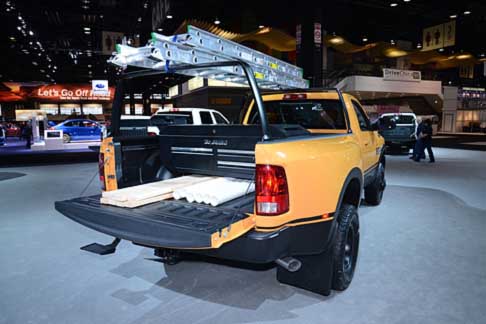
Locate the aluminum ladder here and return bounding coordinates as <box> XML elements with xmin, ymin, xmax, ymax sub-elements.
<box><xmin>109</xmin><ymin>25</ymin><xmax>309</xmax><ymax>90</ymax></box>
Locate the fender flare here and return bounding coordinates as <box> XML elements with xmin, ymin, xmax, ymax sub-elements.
<box><xmin>334</xmin><ymin>167</ymin><xmax>363</xmax><ymax>214</ymax></box>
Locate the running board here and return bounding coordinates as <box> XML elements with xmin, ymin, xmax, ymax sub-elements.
<box><xmin>80</xmin><ymin>237</ymin><xmax>121</xmax><ymax>255</ymax></box>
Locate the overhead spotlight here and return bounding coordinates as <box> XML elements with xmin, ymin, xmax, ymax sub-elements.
<box><xmin>438</xmin><ymin>48</ymin><xmax>444</xmax><ymax>52</ymax></box>
<box><xmin>390</xmin><ymin>39</ymin><xmax>395</xmax><ymax>45</ymax></box>
<box><xmin>87</xmin><ymin>64</ymin><xmax>92</xmax><ymax>68</ymax></box>
<box><xmin>464</xmin><ymin>11</ymin><xmax>471</xmax><ymax>15</ymax></box>
<box><xmin>403</xmin><ymin>0</ymin><xmax>411</xmax><ymax>2</ymax></box>
<box><xmin>9</xmin><ymin>36</ymin><xmax>15</xmax><ymax>41</ymax></box>
<box><xmin>166</xmin><ymin>14</ymin><xmax>173</xmax><ymax>19</ymax></box>
<box><xmin>28</xmin><ymin>30</ymin><xmax>34</xmax><ymax>36</ymax></box>
<box><xmin>17</xmin><ymin>26</ymin><xmax>21</xmax><ymax>31</ymax></box>
<box><xmin>259</xmin><ymin>25</ymin><xmax>265</xmax><ymax>29</ymax></box>
<box><xmin>157</xmin><ymin>28</ymin><xmax>163</xmax><ymax>32</ymax></box>
<box><xmin>417</xmin><ymin>43</ymin><xmax>422</xmax><ymax>48</ymax></box>
<box><xmin>214</xmin><ymin>18</ymin><xmax>221</xmax><ymax>25</ymax></box>
<box><xmin>481</xmin><ymin>53</ymin><xmax>485</xmax><ymax>57</ymax></box>
<box><xmin>137</xmin><ymin>17</ymin><xmax>142</xmax><ymax>22</ymax></box>
<box><xmin>362</xmin><ymin>37</ymin><xmax>368</xmax><ymax>42</ymax></box>
<box><xmin>83</xmin><ymin>27</ymin><xmax>91</xmax><ymax>31</ymax></box>
<box><xmin>390</xmin><ymin>3</ymin><xmax>398</xmax><ymax>7</ymax></box>
<box><xmin>450</xmin><ymin>14</ymin><xmax>457</xmax><ymax>19</ymax></box>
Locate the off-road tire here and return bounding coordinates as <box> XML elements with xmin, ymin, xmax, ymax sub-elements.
<box><xmin>332</xmin><ymin>204</ymin><xmax>360</xmax><ymax>291</ymax></box>
<box><xmin>364</xmin><ymin>161</ymin><xmax>386</xmax><ymax>205</ymax></box>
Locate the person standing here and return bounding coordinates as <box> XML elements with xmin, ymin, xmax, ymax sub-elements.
<box><xmin>415</xmin><ymin>119</ymin><xmax>435</xmax><ymax>163</ymax></box>
<box><xmin>23</xmin><ymin>122</ymin><xmax>32</xmax><ymax>149</ymax></box>
<box><xmin>411</xmin><ymin>119</ymin><xmax>425</xmax><ymax>160</ymax></box>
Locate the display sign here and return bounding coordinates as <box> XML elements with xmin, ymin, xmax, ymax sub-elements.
<box><xmin>92</xmin><ymin>80</ymin><xmax>109</xmax><ymax>96</ymax></box>
<box><xmin>296</xmin><ymin>25</ymin><xmax>302</xmax><ymax>47</ymax></box>
<box><xmin>443</xmin><ymin>20</ymin><xmax>456</xmax><ymax>48</ymax></box>
<box><xmin>422</xmin><ymin>21</ymin><xmax>455</xmax><ymax>51</ymax></box>
<box><xmin>383</xmin><ymin>68</ymin><xmax>421</xmax><ymax>82</ymax></box>
<box><xmin>102</xmin><ymin>31</ymin><xmax>124</xmax><ymax>55</ymax></box>
<box><xmin>0</xmin><ymin>82</ymin><xmax>115</xmax><ymax>102</ymax></box>
<box><xmin>314</xmin><ymin>23</ymin><xmax>322</xmax><ymax>45</ymax></box>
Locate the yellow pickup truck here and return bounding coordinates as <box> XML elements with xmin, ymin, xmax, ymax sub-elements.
<box><xmin>56</xmin><ymin>63</ymin><xmax>390</xmax><ymax>296</ymax></box>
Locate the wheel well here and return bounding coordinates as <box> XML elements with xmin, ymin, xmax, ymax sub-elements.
<box><xmin>341</xmin><ymin>178</ymin><xmax>361</xmax><ymax>208</ymax></box>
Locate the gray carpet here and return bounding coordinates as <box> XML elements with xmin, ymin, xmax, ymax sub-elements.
<box><xmin>0</xmin><ymin>148</ymin><xmax>485</xmax><ymax>324</ymax></box>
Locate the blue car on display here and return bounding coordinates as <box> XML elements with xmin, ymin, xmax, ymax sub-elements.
<box><xmin>52</xmin><ymin>119</ymin><xmax>102</xmax><ymax>143</ymax></box>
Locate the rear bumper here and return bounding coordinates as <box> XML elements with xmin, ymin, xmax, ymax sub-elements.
<box><xmin>197</xmin><ymin>220</ymin><xmax>336</xmax><ymax>264</ymax></box>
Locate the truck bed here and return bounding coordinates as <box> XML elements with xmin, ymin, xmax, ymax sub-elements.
<box><xmin>55</xmin><ymin>194</ymin><xmax>254</xmax><ymax>249</ymax></box>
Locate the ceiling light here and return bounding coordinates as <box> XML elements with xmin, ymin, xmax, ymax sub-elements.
<box><xmin>157</xmin><ymin>28</ymin><xmax>163</xmax><ymax>32</ymax></box>
<box><xmin>403</xmin><ymin>0</ymin><xmax>411</xmax><ymax>2</ymax></box>
<box><xmin>166</xmin><ymin>14</ymin><xmax>173</xmax><ymax>19</ymax></box>
<box><xmin>464</xmin><ymin>11</ymin><xmax>471</xmax><ymax>15</ymax></box>
<box><xmin>449</xmin><ymin>14</ymin><xmax>457</xmax><ymax>19</ymax></box>
<box><xmin>9</xmin><ymin>36</ymin><xmax>15</xmax><ymax>41</ymax></box>
<box><xmin>143</xmin><ymin>2</ymin><xmax>148</xmax><ymax>8</ymax></box>
<box><xmin>456</xmin><ymin>54</ymin><xmax>472</xmax><ymax>60</ymax></box>
<box><xmin>416</xmin><ymin>43</ymin><xmax>422</xmax><ymax>48</ymax></box>
<box><xmin>329</xmin><ymin>36</ymin><xmax>344</xmax><ymax>45</ymax></box>
<box><xmin>481</xmin><ymin>53</ymin><xmax>485</xmax><ymax>57</ymax></box>
<box><xmin>84</xmin><ymin>27</ymin><xmax>90</xmax><ymax>31</ymax></box>
<box><xmin>28</xmin><ymin>30</ymin><xmax>34</xmax><ymax>36</ymax></box>
<box><xmin>259</xmin><ymin>25</ymin><xmax>265</xmax><ymax>29</ymax></box>
<box><xmin>84</xmin><ymin>31</ymin><xmax>91</xmax><ymax>34</ymax></box>
<box><xmin>438</xmin><ymin>48</ymin><xmax>444</xmax><ymax>52</ymax></box>
<box><xmin>32</xmin><ymin>61</ymin><xmax>38</xmax><ymax>65</ymax></box>
<box><xmin>390</xmin><ymin>3</ymin><xmax>398</xmax><ymax>7</ymax></box>
<box><xmin>16</xmin><ymin>26</ymin><xmax>21</xmax><ymax>31</ymax></box>
<box><xmin>137</xmin><ymin>17</ymin><xmax>142</xmax><ymax>22</ymax></box>
<box><xmin>87</xmin><ymin>64</ymin><xmax>92</xmax><ymax>68</ymax></box>
<box><xmin>362</xmin><ymin>37</ymin><xmax>368</xmax><ymax>42</ymax></box>
<box><xmin>390</xmin><ymin>39</ymin><xmax>395</xmax><ymax>44</ymax></box>
<box><xmin>214</xmin><ymin>18</ymin><xmax>221</xmax><ymax>25</ymax></box>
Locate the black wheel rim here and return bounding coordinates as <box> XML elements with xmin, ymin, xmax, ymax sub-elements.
<box><xmin>343</xmin><ymin>226</ymin><xmax>355</xmax><ymax>274</ymax></box>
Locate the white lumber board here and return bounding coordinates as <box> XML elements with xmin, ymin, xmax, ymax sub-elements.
<box><xmin>100</xmin><ymin>192</ymin><xmax>173</xmax><ymax>208</ymax></box>
<box><xmin>101</xmin><ymin>175</ymin><xmax>214</xmax><ymax>202</ymax></box>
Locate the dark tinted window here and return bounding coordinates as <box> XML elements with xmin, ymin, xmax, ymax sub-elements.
<box><xmin>250</xmin><ymin>100</ymin><xmax>346</xmax><ymax>129</ymax></box>
<box><xmin>381</xmin><ymin>115</ymin><xmax>415</xmax><ymax>125</ymax></box>
<box><xmin>351</xmin><ymin>101</ymin><xmax>370</xmax><ymax>131</ymax></box>
<box><xmin>200</xmin><ymin>111</ymin><xmax>213</xmax><ymax>124</ymax></box>
<box><xmin>214</xmin><ymin>112</ymin><xmax>228</xmax><ymax>124</ymax></box>
<box><xmin>151</xmin><ymin>114</ymin><xmax>190</xmax><ymax>126</ymax></box>
<box><xmin>63</xmin><ymin>121</ymin><xmax>73</xmax><ymax>127</ymax></box>
<box><xmin>155</xmin><ymin>112</ymin><xmax>193</xmax><ymax>124</ymax></box>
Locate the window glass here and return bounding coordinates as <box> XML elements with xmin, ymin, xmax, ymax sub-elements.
<box><xmin>214</xmin><ymin>112</ymin><xmax>228</xmax><ymax>124</ymax></box>
<box><xmin>200</xmin><ymin>111</ymin><xmax>213</xmax><ymax>124</ymax></box>
<box><xmin>249</xmin><ymin>100</ymin><xmax>346</xmax><ymax>129</ymax></box>
<box><xmin>351</xmin><ymin>101</ymin><xmax>370</xmax><ymax>131</ymax></box>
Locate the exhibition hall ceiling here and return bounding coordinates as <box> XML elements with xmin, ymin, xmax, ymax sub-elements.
<box><xmin>0</xmin><ymin>0</ymin><xmax>484</xmax><ymax>83</ymax></box>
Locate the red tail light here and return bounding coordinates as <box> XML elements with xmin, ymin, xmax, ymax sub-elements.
<box><xmin>147</xmin><ymin>131</ymin><xmax>157</xmax><ymax>136</ymax></box>
<box><xmin>283</xmin><ymin>93</ymin><xmax>307</xmax><ymax>100</ymax></box>
<box><xmin>99</xmin><ymin>153</ymin><xmax>106</xmax><ymax>191</ymax></box>
<box><xmin>255</xmin><ymin>164</ymin><xmax>289</xmax><ymax>215</ymax></box>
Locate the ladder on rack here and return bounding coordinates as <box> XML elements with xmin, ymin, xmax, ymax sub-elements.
<box><xmin>109</xmin><ymin>25</ymin><xmax>309</xmax><ymax>90</ymax></box>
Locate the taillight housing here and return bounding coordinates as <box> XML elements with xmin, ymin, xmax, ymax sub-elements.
<box><xmin>147</xmin><ymin>131</ymin><xmax>157</xmax><ymax>136</ymax></box>
<box><xmin>99</xmin><ymin>153</ymin><xmax>106</xmax><ymax>191</ymax></box>
<box><xmin>255</xmin><ymin>164</ymin><xmax>289</xmax><ymax>215</ymax></box>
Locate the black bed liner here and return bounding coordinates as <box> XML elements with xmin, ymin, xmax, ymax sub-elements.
<box><xmin>55</xmin><ymin>194</ymin><xmax>254</xmax><ymax>249</ymax></box>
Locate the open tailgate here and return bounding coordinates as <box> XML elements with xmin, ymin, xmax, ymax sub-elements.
<box><xmin>55</xmin><ymin>194</ymin><xmax>255</xmax><ymax>249</ymax></box>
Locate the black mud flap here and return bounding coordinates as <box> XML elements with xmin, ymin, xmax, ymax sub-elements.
<box><xmin>276</xmin><ymin>248</ymin><xmax>334</xmax><ymax>296</ymax></box>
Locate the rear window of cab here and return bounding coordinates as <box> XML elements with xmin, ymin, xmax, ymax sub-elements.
<box><xmin>248</xmin><ymin>99</ymin><xmax>347</xmax><ymax>130</ymax></box>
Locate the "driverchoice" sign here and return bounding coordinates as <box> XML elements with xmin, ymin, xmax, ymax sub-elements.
<box><xmin>383</xmin><ymin>68</ymin><xmax>421</xmax><ymax>82</ymax></box>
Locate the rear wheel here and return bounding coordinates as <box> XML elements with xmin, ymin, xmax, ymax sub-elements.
<box><xmin>364</xmin><ymin>161</ymin><xmax>386</xmax><ymax>205</ymax></box>
<box><xmin>332</xmin><ymin>204</ymin><xmax>359</xmax><ymax>291</ymax></box>
<box><xmin>63</xmin><ymin>133</ymin><xmax>71</xmax><ymax>143</ymax></box>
